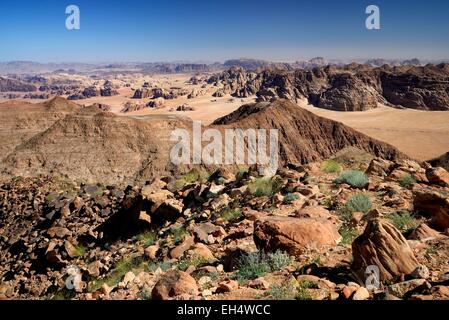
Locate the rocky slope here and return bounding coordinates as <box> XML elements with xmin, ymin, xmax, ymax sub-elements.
<box><xmin>0</xmin><ymin>98</ymin><xmax>81</xmax><ymax>161</ymax></box>
<box><xmin>0</xmin><ymin>104</ymin><xmax>191</xmax><ymax>186</ymax></box>
<box><xmin>0</xmin><ymin>98</ymin><xmax>406</xmax><ymax>186</ymax></box>
<box><xmin>212</xmin><ymin>100</ymin><xmax>405</xmax><ymax>165</ymax></box>
<box><xmin>1</xmin><ymin>152</ymin><xmax>448</xmax><ymax>300</ymax></box>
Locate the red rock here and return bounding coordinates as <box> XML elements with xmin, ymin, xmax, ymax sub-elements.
<box><xmin>352</xmin><ymin>219</ymin><xmax>419</xmax><ymax>281</ymax></box>
<box><xmin>254</xmin><ymin>216</ymin><xmax>341</xmax><ymax>257</ymax></box>
<box><xmin>151</xmin><ymin>270</ymin><xmax>198</xmax><ymax>300</ymax></box>
<box><xmin>426</xmin><ymin>167</ymin><xmax>449</xmax><ymax>187</ymax></box>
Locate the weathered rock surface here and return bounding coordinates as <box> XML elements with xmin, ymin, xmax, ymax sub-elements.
<box><xmin>253</xmin><ymin>216</ymin><xmax>341</xmax><ymax>256</ymax></box>
<box><xmin>151</xmin><ymin>270</ymin><xmax>198</xmax><ymax>300</ymax></box>
<box><xmin>352</xmin><ymin>219</ymin><xmax>419</xmax><ymax>281</ymax></box>
<box><xmin>413</xmin><ymin>188</ymin><xmax>449</xmax><ymax>231</ymax></box>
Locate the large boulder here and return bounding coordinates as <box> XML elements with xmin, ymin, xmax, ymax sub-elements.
<box><xmin>352</xmin><ymin>219</ymin><xmax>419</xmax><ymax>281</ymax></box>
<box><xmin>426</xmin><ymin>167</ymin><xmax>449</xmax><ymax>187</ymax></box>
<box><xmin>253</xmin><ymin>216</ymin><xmax>341</xmax><ymax>257</ymax></box>
<box><xmin>413</xmin><ymin>188</ymin><xmax>449</xmax><ymax>231</ymax></box>
<box><xmin>151</xmin><ymin>270</ymin><xmax>198</xmax><ymax>300</ymax></box>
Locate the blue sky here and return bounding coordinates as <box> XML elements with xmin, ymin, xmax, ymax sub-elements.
<box><xmin>0</xmin><ymin>0</ymin><xmax>448</xmax><ymax>62</ymax></box>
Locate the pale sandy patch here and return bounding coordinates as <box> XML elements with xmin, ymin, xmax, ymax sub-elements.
<box><xmin>299</xmin><ymin>100</ymin><xmax>449</xmax><ymax>161</ymax></box>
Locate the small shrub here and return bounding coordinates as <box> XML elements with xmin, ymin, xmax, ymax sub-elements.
<box><xmin>266</xmin><ymin>251</ymin><xmax>293</xmax><ymax>271</ymax></box>
<box><xmin>175</xmin><ymin>170</ymin><xmax>208</xmax><ymax>189</ymax></box>
<box><xmin>88</xmin><ymin>255</ymin><xmax>145</xmax><ymax>292</ymax></box>
<box><xmin>337</xmin><ymin>205</ymin><xmax>354</xmax><ymax>223</ymax></box>
<box><xmin>138</xmin><ymin>289</ymin><xmax>152</xmax><ymax>300</ymax></box>
<box><xmin>346</xmin><ymin>193</ymin><xmax>372</xmax><ymax>214</ymax></box>
<box><xmin>248</xmin><ymin>178</ymin><xmax>275</xmax><ymax>197</ymax></box>
<box><xmin>233</xmin><ymin>253</ymin><xmax>271</xmax><ymax>282</ymax></box>
<box><xmin>136</xmin><ymin>231</ymin><xmax>157</xmax><ymax>247</ymax></box>
<box><xmin>177</xmin><ymin>256</ymin><xmax>209</xmax><ymax>271</ymax></box>
<box><xmin>399</xmin><ymin>174</ymin><xmax>416</xmax><ymax>188</ymax></box>
<box><xmin>263</xmin><ymin>282</ymin><xmax>297</xmax><ymax>300</ymax></box>
<box><xmin>321</xmin><ymin>160</ymin><xmax>342</xmax><ymax>173</ymax></box>
<box><xmin>147</xmin><ymin>261</ymin><xmax>172</xmax><ymax>272</ymax></box>
<box><xmin>283</xmin><ymin>193</ymin><xmax>300</xmax><ymax>205</ymax></box>
<box><xmin>388</xmin><ymin>211</ymin><xmax>419</xmax><ymax>232</ymax></box>
<box><xmin>426</xmin><ymin>244</ymin><xmax>438</xmax><ymax>255</ymax></box>
<box><xmin>75</xmin><ymin>244</ymin><xmax>87</xmax><ymax>256</ymax></box>
<box><xmin>296</xmin><ymin>281</ymin><xmax>317</xmax><ymax>300</ymax></box>
<box><xmin>339</xmin><ymin>225</ymin><xmax>359</xmax><ymax>246</ymax></box>
<box><xmin>334</xmin><ymin>170</ymin><xmax>369</xmax><ymax>188</ymax></box>
<box><xmin>170</xmin><ymin>227</ymin><xmax>187</xmax><ymax>244</ymax></box>
<box><xmin>220</xmin><ymin>208</ymin><xmax>243</xmax><ymax>222</ymax></box>
<box><xmin>233</xmin><ymin>251</ymin><xmax>292</xmax><ymax>283</ymax></box>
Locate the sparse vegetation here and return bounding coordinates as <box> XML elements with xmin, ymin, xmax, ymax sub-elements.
<box><xmin>233</xmin><ymin>251</ymin><xmax>292</xmax><ymax>283</ymax></box>
<box><xmin>88</xmin><ymin>255</ymin><xmax>145</xmax><ymax>292</ymax></box>
<box><xmin>399</xmin><ymin>174</ymin><xmax>416</xmax><ymax>188</ymax></box>
<box><xmin>220</xmin><ymin>207</ymin><xmax>243</xmax><ymax>222</ymax></box>
<box><xmin>283</xmin><ymin>193</ymin><xmax>300</xmax><ymax>205</ymax></box>
<box><xmin>75</xmin><ymin>244</ymin><xmax>87</xmax><ymax>256</ymax></box>
<box><xmin>175</xmin><ymin>169</ymin><xmax>208</xmax><ymax>189</ymax></box>
<box><xmin>334</xmin><ymin>170</ymin><xmax>369</xmax><ymax>188</ymax></box>
<box><xmin>296</xmin><ymin>281</ymin><xmax>317</xmax><ymax>300</ymax></box>
<box><xmin>177</xmin><ymin>256</ymin><xmax>209</xmax><ymax>271</ymax></box>
<box><xmin>147</xmin><ymin>261</ymin><xmax>172</xmax><ymax>272</ymax></box>
<box><xmin>339</xmin><ymin>225</ymin><xmax>359</xmax><ymax>246</ymax></box>
<box><xmin>170</xmin><ymin>226</ymin><xmax>187</xmax><ymax>244</ymax></box>
<box><xmin>321</xmin><ymin>159</ymin><xmax>342</xmax><ymax>173</ymax></box>
<box><xmin>136</xmin><ymin>231</ymin><xmax>157</xmax><ymax>247</ymax></box>
<box><xmin>388</xmin><ymin>211</ymin><xmax>419</xmax><ymax>232</ymax></box>
<box><xmin>263</xmin><ymin>282</ymin><xmax>297</xmax><ymax>300</ymax></box>
<box><xmin>346</xmin><ymin>193</ymin><xmax>373</xmax><ymax>214</ymax></box>
<box><xmin>426</xmin><ymin>244</ymin><xmax>438</xmax><ymax>255</ymax></box>
<box><xmin>248</xmin><ymin>178</ymin><xmax>277</xmax><ymax>197</ymax></box>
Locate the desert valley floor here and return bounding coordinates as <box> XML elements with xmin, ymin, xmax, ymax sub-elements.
<box><xmin>4</xmin><ymin>72</ymin><xmax>446</xmax><ymax>162</ymax></box>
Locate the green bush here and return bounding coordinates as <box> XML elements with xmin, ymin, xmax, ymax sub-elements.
<box><xmin>135</xmin><ymin>231</ymin><xmax>157</xmax><ymax>247</ymax></box>
<box><xmin>248</xmin><ymin>177</ymin><xmax>282</xmax><ymax>197</ymax></box>
<box><xmin>296</xmin><ymin>281</ymin><xmax>317</xmax><ymax>300</ymax></box>
<box><xmin>339</xmin><ymin>225</ymin><xmax>359</xmax><ymax>246</ymax></box>
<box><xmin>263</xmin><ymin>282</ymin><xmax>297</xmax><ymax>300</ymax></box>
<box><xmin>233</xmin><ymin>252</ymin><xmax>271</xmax><ymax>282</ymax></box>
<box><xmin>399</xmin><ymin>174</ymin><xmax>416</xmax><ymax>188</ymax></box>
<box><xmin>170</xmin><ymin>227</ymin><xmax>187</xmax><ymax>244</ymax></box>
<box><xmin>177</xmin><ymin>256</ymin><xmax>209</xmax><ymax>271</ymax></box>
<box><xmin>266</xmin><ymin>251</ymin><xmax>293</xmax><ymax>271</ymax></box>
<box><xmin>346</xmin><ymin>193</ymin><xmax>372</xmax><ymax>214</ymax></box>
<box><xmin>321</xmin><ymin>160</ymin><xmax>342</xmax><ymax>173</ymax></box>
<box><xmin>220</xmin><ymin>208</ymin><xmax>243</xmax><ymax>222</ymax></box>
<box><xmin>388</xmin><ymin>211</ymin><xmax>419</xmax><ymax>232</ymax></box>
<box><xmin>233</xmin><ymin>251</ymin><xmax>292</xmax><ymax>282</ymax></box>
<box><xmin>333</xmin><ymin>170</ymin><xmax>369</xmax><ymax>188</ymax></box>
<box><xmin>283</xmin><ymin>193</ymin><xmax>300</xmax><ymax>205</ymax></box>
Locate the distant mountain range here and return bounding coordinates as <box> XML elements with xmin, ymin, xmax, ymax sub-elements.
<box><xmin>0</xmin><ymin>58</ymin><xmax>436</xmax><ymax>75</ymax></box>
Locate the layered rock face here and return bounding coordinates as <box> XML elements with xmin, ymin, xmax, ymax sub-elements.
<box><xmin>210</xmin><ymin>63</ymin><xmax>449</xmax><ymax>111</ymax></box>
<box><xmin>0</xmin><ymin>77</ymin><xmax>37</xmax><ymax>92</ymax></box>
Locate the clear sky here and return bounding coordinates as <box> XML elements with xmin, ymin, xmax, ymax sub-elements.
<box><xmin>0</xmin><ymin>0</ymin><xmax>448</xmax><ymax>63</ymax></box>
